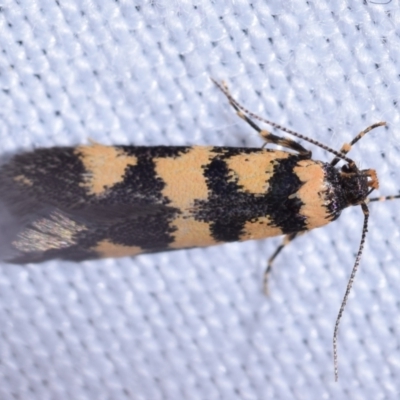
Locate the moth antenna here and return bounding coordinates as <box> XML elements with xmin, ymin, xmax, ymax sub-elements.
<box><xmin>333</xmin><ymin>202</ymin><xmax>369</xmax><ymax>381</ymax></box>
<box><xmin>330</xmin><ymin>122</ymin><xmax>386</xmax><ymax>167</ymax></box>
<box><xmin>211</xmin><ymin>78</ymin><xmax>355</xmax><ymax>163</ymax></box>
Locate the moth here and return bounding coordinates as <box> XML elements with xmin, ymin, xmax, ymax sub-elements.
<box><xmin>0</xmin><ymin>80</ymin><xmax>396</xmax><ymax>379</ymax></box>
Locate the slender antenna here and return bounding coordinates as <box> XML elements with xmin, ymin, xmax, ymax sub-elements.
<box><xmin>330</xmin><ymin>122</ymin><xmax>386</xmax><ymax>167</ymax></box>
<box><xmin>333</xmin><ymin>202</ymin><xmax>369</xmax><ymax>381</ymax></box>
<box><xmin>211</xmin><ymin>78</ymin><xmax>355</xmax><ymax>164</ymax></box>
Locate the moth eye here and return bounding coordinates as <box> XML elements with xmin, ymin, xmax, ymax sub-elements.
<box><xmin>341</xmin><ymin>164</ymin><xmax>352</xmax><ymax>173</ymax></box>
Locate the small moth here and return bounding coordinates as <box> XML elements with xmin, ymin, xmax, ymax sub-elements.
<box><xmin>0</xmin><ymin>80</ymin><xmax>397</xmax><ymax>379</ymax></box>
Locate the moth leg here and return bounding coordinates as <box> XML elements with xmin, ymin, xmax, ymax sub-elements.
<box><xmin>229</xmin><ymin>97</ymin><xmax>311</xmax><ymax>157</ymax></box>
<box><xmin>214</xmin><ymin>79</ymin><xmax>311</xmax><ymax>158</ymax></box>
<box><xmin>258</xmin><ymin>128</ymin><xmax>311</xmax><ymax>158</ymax></box>
<box><xmin>263</xmin><ymin>232</ymin><xmax>301</xmax><ymax>295</ymax></box>
<box><xmin>368</xmin><ymin>193</ymin><xmax>400</xmax><ymax>203</ymax></box>
<box><xmin>213</xmin><ymin>78</ymin><xmax>368</xmax><ymax>163</ymax></box>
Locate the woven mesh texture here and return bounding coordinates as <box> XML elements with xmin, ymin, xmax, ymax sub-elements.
<box><xmin>1</xmin><ymin>1</ymin><xmax>400</xmax><ymax>399</ymax></box>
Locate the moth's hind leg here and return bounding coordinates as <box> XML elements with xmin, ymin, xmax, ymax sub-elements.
<box><xmin>264</xmin><ymin>232</ymin><xmax>303</xmax><ymax>295</ymax></box>
<box><xmin>212</xmin><ymin>79</ymin><xmax>311</xmax><ymax>158</ymax></box>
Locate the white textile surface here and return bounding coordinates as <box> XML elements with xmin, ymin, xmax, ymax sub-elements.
<box><xmin>1</xmin><ymin>1</ymin><xmax>400</xmax><ymax>399</ymax></box>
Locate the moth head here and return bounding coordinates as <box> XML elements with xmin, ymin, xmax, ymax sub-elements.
<box><xmin>339</xmin><ymin>164</ymin><xmax>378</xmax><ymax>206</ymax></box>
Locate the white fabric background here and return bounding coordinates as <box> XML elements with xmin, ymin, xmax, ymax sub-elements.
<box><xmin>1</xmin><ymin>1</ymin><xmax>400</xmax><ymax>399</ymax></box>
